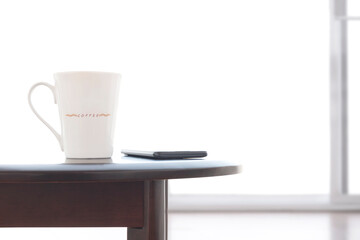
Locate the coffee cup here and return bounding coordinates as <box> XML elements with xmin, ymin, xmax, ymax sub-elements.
<box><xmin>28</xmin><ymin>71</ymin><xmax>121</xmax><ymax>158</ymax></box>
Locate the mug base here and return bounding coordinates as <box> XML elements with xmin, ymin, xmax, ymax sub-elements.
<box><xmin>65</xmin><ymin>158</ymin><xmax>113</xmax><ymax>164</ymax></box>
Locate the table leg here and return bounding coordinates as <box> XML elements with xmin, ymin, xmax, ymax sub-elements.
<box><xmin>128</xmin><ymin>180</ymin><xmax>168</xmax><ymax>240</ymax></box>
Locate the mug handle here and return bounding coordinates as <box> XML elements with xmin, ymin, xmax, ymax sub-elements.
<box><xmin>28</xmin><ymin>82</ymin><xmax>64</xmax><ymax>151</ymax></box>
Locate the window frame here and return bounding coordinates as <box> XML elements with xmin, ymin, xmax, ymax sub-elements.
<box><xmin>331</xmin><ymin>0</ymin><xmax>360</xmax><ymax>204</ymax></box>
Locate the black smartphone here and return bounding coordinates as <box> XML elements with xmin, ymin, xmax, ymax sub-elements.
<box><xmin>121</xmin><ymin>150</ymin><xmax>207</xmax><ymax>160</ymax></box>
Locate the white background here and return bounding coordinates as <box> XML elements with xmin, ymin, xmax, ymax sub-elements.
<box><xmin>348</xmin><ymin>0</ymin><xmax>360</xmax><ymax>16</ymax></box>
<box><xmin>0</xmin><ymin>0</ymin><xmax>329</xmax><ymax>197</ymax></box>
<box><xmin>348</xmin><ymin>21</ymin><xmax>360</xmax><ymax>194</ymax></box>
<box><xmin>346</xmin><ymin>0</ymin><xmax>360</xmax><ymax>195</ymax></box>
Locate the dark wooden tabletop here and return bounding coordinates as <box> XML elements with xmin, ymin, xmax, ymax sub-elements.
<box><xmin>0</xmin><ymin>157</ymin><xmax>241</xmax><ymax>183</ymax></box>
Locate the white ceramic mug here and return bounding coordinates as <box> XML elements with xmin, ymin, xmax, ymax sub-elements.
<box><xmin>28</xmin><ymin>71</ymin><xmax>121</xmax><ymax>158</ymax></box>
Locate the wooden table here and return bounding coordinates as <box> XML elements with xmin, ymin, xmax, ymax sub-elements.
<box><xmin>0</xmin><ymin>157</ymin><xmax>240</xmax><ymax>240</ymax></box>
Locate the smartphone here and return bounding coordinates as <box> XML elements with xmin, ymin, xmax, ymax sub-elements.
<box><xmin>121</xmin><ymin>150</ymin><xmax>207</xmax><ymax>160</ymax></box>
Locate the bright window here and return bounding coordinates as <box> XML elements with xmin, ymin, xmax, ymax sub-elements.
<box><xmin>0</xmin><ymin>0</ymin><xmax>329</xmax><ymax>195</ymax></box>
<box><xmin>348</xmin><ymin>21</ymin><xmax>360</xmax><ymax>194</ymax></box>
